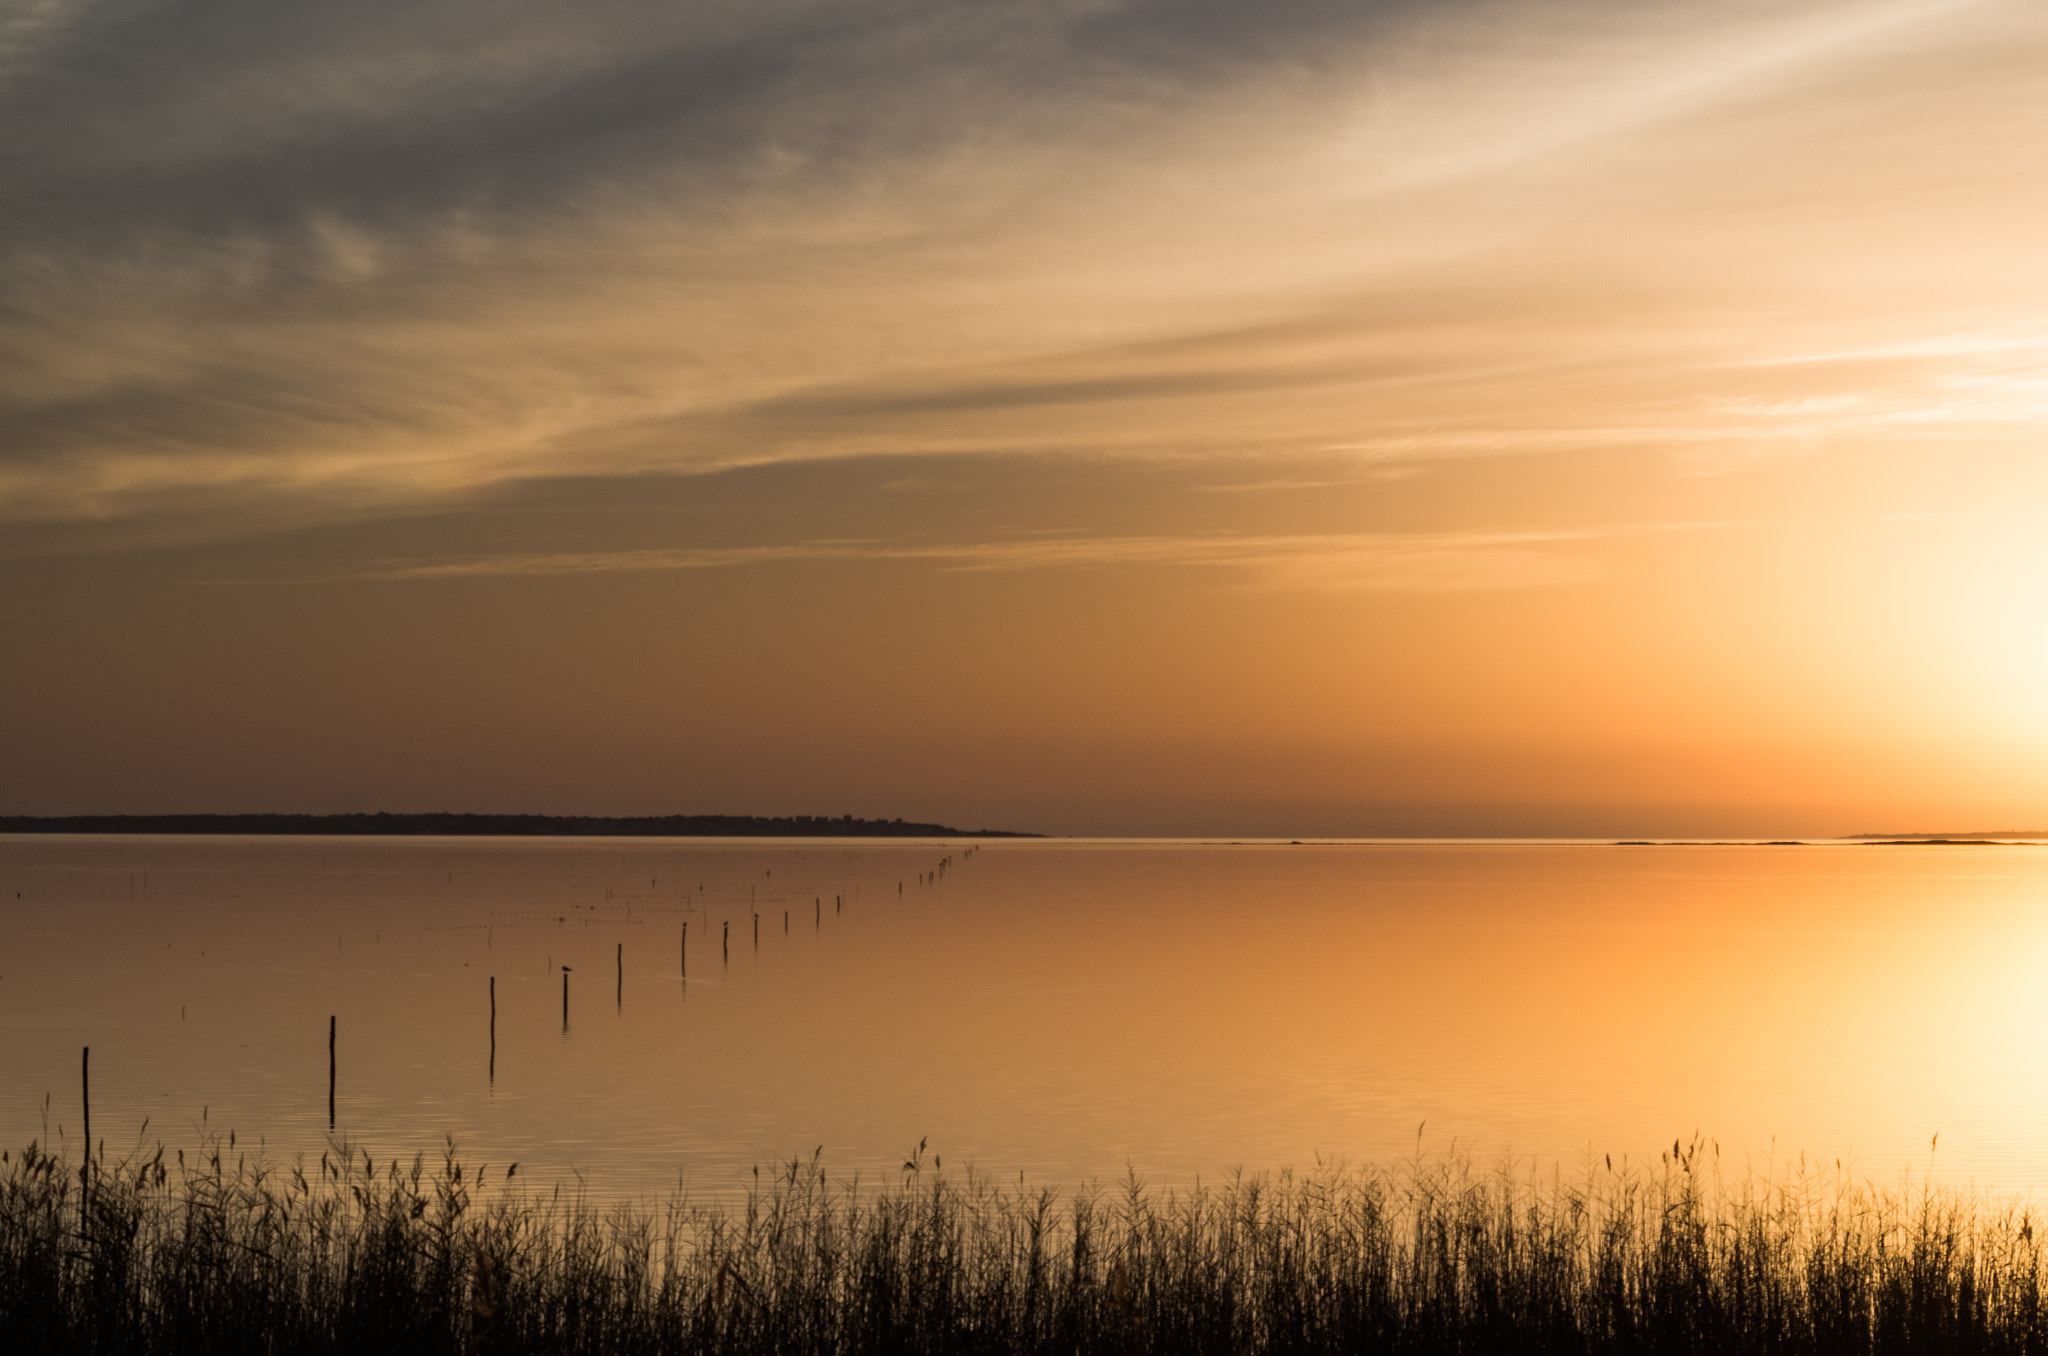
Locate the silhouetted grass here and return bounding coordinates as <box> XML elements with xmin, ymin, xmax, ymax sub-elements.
<box><xmin>5</xmin><ymin>1132</ymin><xmax>2046</xmax><ymax>1354</ymax></box>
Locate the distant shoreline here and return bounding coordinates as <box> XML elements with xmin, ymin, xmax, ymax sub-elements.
<box><xmin>1847</xmin><ymin>830</ymin><xmax>2048</xmax><ymax>840</ymax></box>
<box><xmin>0</xmin><ymin>812</ymin><xmax>1042</xmax><ymax>838</ymax></box>
<box><xmin>1615</xmin><ymin>838</ymin><xmax>2043</xmax><ymax>847</ymax></box>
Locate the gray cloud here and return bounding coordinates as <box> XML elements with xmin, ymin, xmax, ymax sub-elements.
<box><xmin>1</xmin><ymin>2</ymin><xmax>1454</xmax><ymax>500</ymax></box>
<box><xmin>1</xmin><ymin>0</ymin><xmax>1434</xmax><ymax>237</ymax></box>
<box><xmin>0</xmin><ymin>0</ymin><xmax>2022</xmax><ymax>545</ymax></box>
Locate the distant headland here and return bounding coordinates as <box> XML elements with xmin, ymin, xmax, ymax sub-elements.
<box><xmin>0</xmin><ymin>812</ymin><xmax>1042</xmax><ymax>838</ymax></box>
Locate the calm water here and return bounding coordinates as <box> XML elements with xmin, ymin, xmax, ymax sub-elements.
<box><xmin>4</xmin><ymin>836</ymin><xmax>2047</xmax><ymax>1200</ymax></box>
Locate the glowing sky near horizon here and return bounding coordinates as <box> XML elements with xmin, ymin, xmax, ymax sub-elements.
<box><xmin>4</xmin><ymin>0</ymin><xmax>2048</xmax><ymax>835</ymax></box>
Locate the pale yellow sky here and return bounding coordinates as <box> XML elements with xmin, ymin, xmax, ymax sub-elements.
<box><xmin>3</xmin><ymin>0</ymin><xmax>2046</xmax><ymax>832</ymax></box>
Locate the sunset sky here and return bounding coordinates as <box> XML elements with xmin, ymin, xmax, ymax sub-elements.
<box><xmin>5</xmin><ymin>0</ymin><xmax>2047</xmax><ymax>836</ymax></box>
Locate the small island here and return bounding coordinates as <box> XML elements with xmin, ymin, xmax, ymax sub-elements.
<box><xmin>0</xmin><ymin>812</ymin><xmax>1041</xmax><ymax>838</ymax></box>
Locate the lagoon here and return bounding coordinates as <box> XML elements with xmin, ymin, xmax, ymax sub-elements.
<box><xmin>3</xmin><ymin>836</ymin><xmax>2045</xmax><ymax>1200</ymax></box>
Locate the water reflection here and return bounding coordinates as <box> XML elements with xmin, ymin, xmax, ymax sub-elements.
<box><xmin>2</xmin><ymin>836</ymin><xmax>2046</xmax><ymax>1200</ymax></box>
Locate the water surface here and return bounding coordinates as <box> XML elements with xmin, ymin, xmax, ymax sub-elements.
<box><xmin>3</xmin><ymin>837</ymin><xmax>2044</xmax><ymax>1199</ymax></box>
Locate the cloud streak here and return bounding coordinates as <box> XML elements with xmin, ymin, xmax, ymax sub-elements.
<box><xmin>338</xmin><ymin>520</ymin><xmax>1755</xmax><ymax>594</ymax></box>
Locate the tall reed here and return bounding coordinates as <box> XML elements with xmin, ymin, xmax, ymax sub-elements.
<box><xmin>4</xmin><ymin>1132</ymin><xmax>2045</xmax><ymax>1353</ymax></box>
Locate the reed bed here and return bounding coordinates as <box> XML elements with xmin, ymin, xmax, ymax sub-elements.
<box><xmin>5</xmin><ymin>1132</ymin><xmax>2045</xmax><ymax>1354</ymax></box>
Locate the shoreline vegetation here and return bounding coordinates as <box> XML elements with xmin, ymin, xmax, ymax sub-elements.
<box><xmin>7</xmin><ymin>1136</ymin><xmax>2048</xmax><ymax>1354</ymax></box>
<box><xmin>0</xmin><ymin>813</ymin><xmax>1042</xmax><ymax>839</ymax></box>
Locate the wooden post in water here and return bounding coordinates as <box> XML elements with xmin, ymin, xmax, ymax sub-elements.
<box><xmin>783</xmin><ymin>909</ymin><xmax>788</xmax><ymax>934</ymax></box>
<box><xmin>328</xmin><ymin>1017</ymin><xmax>336</xmax><ymax>1129</ymax></box>
<box><xmin>815</xmin><ymin>897</ymin><xmax>820</xmax><ymax>928</ymax></box>
<box><xmin>681</xmin><ymin>921</ymin><xmax>688</xmax><ymax>978</ymax></box>
<box><xmin>753</xmin><ymin>913</ymin><xmax>759</xmax><ymax>947</ymax></box>
<box><xmin>81</xmin><ymin>1046</ymin><xmax>91</xmax><ymax>1194</ymax></box>
<box><xmin>616</xmin><ymin>942</ymin><xmax>623</xmax><ymax>1009</ymax></box>
<box><xmin>489</xmin><ymin>977</ymin><xmax>496</xmax><ymax>1083</ymax></box>
<box><xmin>561</xmin><ymin>967</ymin><xmax>571</xmax><ymax>1032</ymax></box>
<box><xmin>722</xmin><ymin>921</ymin><xmax>728</xmax><ymax>963</ymax></box>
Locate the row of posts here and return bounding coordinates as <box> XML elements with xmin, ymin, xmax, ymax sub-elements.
<box><xmin>71</xmin><ymin>855</ymin><xmax>968</xmax><ymax>1167</ymax></box>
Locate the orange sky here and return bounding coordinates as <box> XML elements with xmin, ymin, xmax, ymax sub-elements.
<box><xmin>4</xmin><ymin>0</ymin><xmax>2046</xmax><ymax>834</ymax></box>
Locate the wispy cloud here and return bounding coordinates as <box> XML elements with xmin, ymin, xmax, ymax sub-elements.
<box><xmin>1193</xmin><ymin>478</ymin><xmax>1372</xmax><ymax>494</ymax></box>
<box><xmin>4</xmin><ymin>0</ymin><xmax>2039</xmax><ymax>541</ymax></box>
<box><xmin>0</xmin><ymin>0</ymin><xmax>98</xmax><ymax>86</ymax></box>
<box><xmin>341</xmin><ymin>521</ymin><xmax>1754</xmax><ymax>593</ymax></box>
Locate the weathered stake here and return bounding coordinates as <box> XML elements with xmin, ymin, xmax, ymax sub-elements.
<box><xmin>328</xmin><ymin>1017</ymin><xmax>336</xmax><ymax>1129</ymax></box>
<box><xmin>81</xmin><ymin>1046</ymin><xmax>91</xmax><ymax>1190</ymax></box>
<box><xmin>616</xmin><ymin>942</ymin><xmax>623</xmax><ymax>1008</ymax></box>
<box><xmin>489</xmin><ymin>977</ymin><xmax>497</xmax><ymax>1083</ymax></box>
